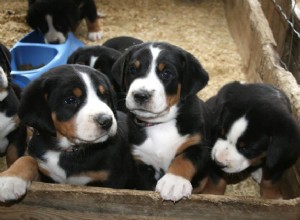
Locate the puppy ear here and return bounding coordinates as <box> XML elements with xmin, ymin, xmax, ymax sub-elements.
<box><xmin>266</xmin><ymin>118</ymin><xmax>300</xmax><ymax>169</ymax></box>
<box><xmin>18</xmin><ymin>76</ymin><xmax>56</xmax><ymax>135</ymax></box>
<box><xmin>67</xmin><ymin>49</ymin><xmax>80</xmax><ymax>64</ymax></box>
<box><xmin>181</xmin><ymin>52</ymin><xmax>209</xmax><ymax>99</ymax></box>
<box><xmin>101</xmin><ymin>72</ymin><xmax>118</xmax><ymax>118</ymax></box>
<box><xmin>0</xmin><ymin>43</ymin><xmax>11</xmax><ymax>76</ymax></box>
<box><xmin>111</xmin><ymin>49</ymin><xmax>131</xmax><ymax>91</ymax></box>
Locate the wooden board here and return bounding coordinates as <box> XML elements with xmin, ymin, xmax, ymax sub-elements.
<box><xmin>0</xmin><ymin>182</ymin><xmax>299</xmax><ymax>220</ymax></box>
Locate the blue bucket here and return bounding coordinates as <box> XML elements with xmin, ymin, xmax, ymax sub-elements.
<box><xmin>10</xmin><ymin>31</ymin><xmax>85</xmax><ymax>88</ymax></box>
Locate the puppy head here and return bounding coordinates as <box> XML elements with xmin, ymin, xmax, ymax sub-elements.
<box><xmin>0</xmin><ymin>43</ymin><xmax>11</xmax><ymax>101</ymax></box>
<box><xmin>26</xmin><ymin>0</ymin><xmax>80</xmax><ymax>44</ymax></box>
<box><xmin>210</xmin><ymin>82</ymin><xmax>300</xmax><ymax>174</ymax></box>
<box><xmin>19</xmin><ymin>64</ymin><xmax>118</xmax><ymax>148</ymax></box>
<box><xmin>111</xmin><ymin>42</ymin><xmax>209</xmax><ymax>123</ymax></box>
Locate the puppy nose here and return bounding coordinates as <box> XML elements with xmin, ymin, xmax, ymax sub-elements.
<box><xmin>96</xmin><ymin>114</ymin><xmax>113</xmax><ymax>130</ymax></box>
<box><xmin>215</xmin><ymin>160</ymin><xmax>227</xmax><ymax>169</ymax></box>
<box><xmin>48</xmin><ymin>39</ymin><xmax>60</xmax><ymax>44</ymax></box>
<box><xmin>133</xmin><ymin>90</ymin><xmax>151</xmax><ymax>103</ymax></box>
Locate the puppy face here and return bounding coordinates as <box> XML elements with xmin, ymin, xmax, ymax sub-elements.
<box><xmin>112</xmin><ymin>42</ymin><xmax>209</xmax><ymax>123</ymax></box>
<box><xmin>26</xmin><ymin>0</ymin><xmax>80</xmax><ymax>44</ymax></box>
<box><xmin>0</xmin><ymin>44</ymin><xmax>11</xmax><ymax>101</ymax></box>
<box><xmin>19</xmin><ymin>65</ymin><xmax>118</xmax><ymax>149</ymax></box>
<box><xmin>210</xmin><ymin>82</ymin><xmax>300</xmax><ymax>174</ymax></box>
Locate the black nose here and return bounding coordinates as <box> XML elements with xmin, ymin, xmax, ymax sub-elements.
<box><xmin>48</xmin><ymin>39</ymin><xmax>60</xmax><ymax>44</ymax></box>
<box><xmin>96</xmin><ymin>114</ymin><xmax>113</xmax><ymax>130</ymax></box>
<box><xmin>133</xmin><ymin>90</ymin><xmax>151</xmax><ymax>103</ymax></box>
<box><xmin>215</xmin><ymin>160</ymin><xmax>227</xmax><ymax>169</ymax></box>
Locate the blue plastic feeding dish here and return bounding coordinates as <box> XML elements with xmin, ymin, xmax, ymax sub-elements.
<box><xmin>10</xmin><ymin>31</ymin><xmax>85</xmax><ymax>88</ymax></box>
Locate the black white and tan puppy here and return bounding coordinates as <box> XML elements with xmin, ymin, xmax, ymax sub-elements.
<box><xmin>111</xmin><ymin>42</ymin><xmax>212</xmax><ymax>202</ymax></box>
<box><xmin>0</xmin><ymin>43</ymin><xmax>27</xmax><ymax>167</ymax></box>
<box><xmin>102</xmin><ymin>36</ymin><xmax>144</xmax><ymax>53</ymax></box>
<box><xmin>206</xmin><ymin>81</ymin><xmax>300</xmax><ymax>199</ymax></box>
<box><xmin>26</xmin><ymin>0</ymin><xmax>102</xmax><ymax>44</ymax></box>
<box><xmin>0</xmin><ymin>64</ymin><xmax>137</xmax><ymax>202</ymax></box>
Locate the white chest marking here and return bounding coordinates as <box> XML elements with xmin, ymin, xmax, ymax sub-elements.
<box><xmin>133</xmin><ymin>120</ymin><xmax>188</xmax><ymax>175</ymax></box>
<box><xmin>0</xmin><ymin>112</ymin><xmax>17</xmax><ymax>152</ymax></box>
<box><xmin>39</xmin><ymin>151</ymin><xmax>92</xmax><ymax>185</ymax></box>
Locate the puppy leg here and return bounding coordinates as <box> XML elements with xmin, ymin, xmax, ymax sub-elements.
<box><xmin>85</xmin><ymin>19</ymin><xmax>103</xmax><ymax>41</ymax></box>
<box><xmin>0</xmin><ymin>156</ymin><xmax>38</xmax><ymax>202</ymax></box>
<box><xmin>260</xmin><ymin>179</ymin><xmax>282</xmax><ymax>199</ymax></box>
<box><xmin>201</xmin><ymin>175</ymin><xmax>227</xmax><ymax>195</ymax></box>
<box><xmin>156</xmin><ymin>155</ymin><xmax>194</xmax><ymax>202</ymax></box>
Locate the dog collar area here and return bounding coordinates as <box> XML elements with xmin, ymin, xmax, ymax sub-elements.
<box><xmin>133</xmin><ymin>117</ymin><xmax>162</xmax><ymax>127</ymax></box>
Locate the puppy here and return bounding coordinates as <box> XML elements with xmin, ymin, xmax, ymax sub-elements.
<box><xmin>67</xmin><ymin>46</ymin><xmax>124</xmax><ymax>111</ymax></box>
<box><xmin>0</xmin><ymin>43</ymin><xmax>27</xmax><ymax>167</ymax></box>
<box><xmin>0</xmin><ymin>64</ymin><xmax>137</xmax><ymax>202</ymax></box>
<box><xmin>206</xmin><ymin>81</ymin><xmax>300</xmax><ymax>199</ymax></box>
<box><xmin>26</xmin><ymin>0</ymin><xmax>102</xmax><ymax>44</ymax></box>
<box><xmin>111</xmin><ymin>42</ymin><xmax>212</xmax><ymax>202</ymax></box>
<box><xmin>103</xmin><ymin>36</ymin><xmax>143</xmax><ymax>53</ymax></box>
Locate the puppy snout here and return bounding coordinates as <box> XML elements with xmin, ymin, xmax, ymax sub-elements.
<box><xmin>95</xmin><ymin>114</ymin><xmax>113</xmax><ymax>130</ymax></box>
<box><xmin>133</xmin><ymin>90</ymin><xmax>152</xmax><ymax>103</ymax></box>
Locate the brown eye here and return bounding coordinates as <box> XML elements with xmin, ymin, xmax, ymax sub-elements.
<box><xmin>238</xmin><ymin>142</ymin><xmax>246</xmax><ymax>148</ymax></box>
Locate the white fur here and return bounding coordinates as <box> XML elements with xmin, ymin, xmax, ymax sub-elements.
<box><xmin>211</xmin><ymin>116</ymin><xmax>251</xmax><ymax>173</ymax></box>
<box><xmin>74</xmin><ymin>71</ymin><xmax>117</xmax><ymax>144</ymax></box>
<box><xmin>88</xmin><ymin>31</ymin><xmax>103</xmax><ymax>41</ymax></box>
<box><xmin>133</xmin><ymin>119</ymin><xmax>189</xmax><ymax>177</ymax></box>
<box><xmin>156</xmin><ymin>173</ymin><xmax>192</xmax><ymax>202</ymax></box>
<box><xmin>44</xmin><ymin>15</ymin><xmax>66</xmax><ymax>44</ymax></box>
<box><xmin>0</xmin><ymin>66</ymin><xmax>8</xmax><ymax>101</ymax></box>
<box><xmin>89</xmin><ymin>56</ymin><xmax>98</xmax><ymax>68</ymax></box>
<box><xmin>251</xmin><ymin>168</ymin><xmax>263</xmax><ymax>183</ymax></box>
<box><xmin>126</xmin><ymin>45</ymin><xmax>174</xmax><ymax>123</ymax></box>
<box><xmin>39</xmin><ymin>151</ymin><xmax>92</xmax><ymax>185</ymax></box>
<box><xmin>0</xmin><ymin>112</ymin><xmax>17</xmax><ymax>153</ymax></box>
<box><xmin>0</xmin><ymin>176</ymin><xmax>30</xmax><ymax>202</ymax></box>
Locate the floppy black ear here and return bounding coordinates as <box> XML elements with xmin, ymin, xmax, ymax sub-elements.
<box><xmin>101</xmin><ymin>72</ymin><xmax>118</xmax><ymax>118</ymax></box>
<box><xmin>111</xmin><ymin>49</ymin><xmax>131</xmax><ymax>92</ymax></box>
<box><xmin>0</xmin><ymin>43</ymin><xmax>11</xmax><ymax>76</ymax></box>
<box><xmin>266</xmin><ymin>117</ymin><xmax>300</xmax><ymax>170</ymax></box>
<box><xmin>67</xmin><ymin>49</ymin><xmax>81</xmax><ymax>64</ymax></box>
<box><xmin>18</xmin><ymin>76</ymin><xmax>56</xmax><ymax>135</ymax></box>
<box><xmin>181</xmin><ymin>52</ymin><xmax>209</xmax><ymax>99</ymax></box>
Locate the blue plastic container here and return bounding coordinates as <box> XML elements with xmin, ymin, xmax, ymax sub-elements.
<box><xmin>10</xmin><ymin>31</ymin><xmax>85</xmax><ymax>88</ymax></box>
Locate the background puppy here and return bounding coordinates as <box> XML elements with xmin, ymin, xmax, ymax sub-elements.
<box><xmin>0</xmin><ymin>43</ymin><xmax>27</xmax><ymax>167</ymax></box>
<box><xmin>26</xmin><ymin>0</ymin><xmax>102</xmax><ymax>44</ymax></box>
<box><xmin>0</xmin><ymin>64</ymin><xmax>137</xmax><ymax>202</ymax></box>
<box><xmin>102</xmin><ymin>36</ymin><xmax>143</xmax><ymax>53</ymax></box>
<box><xmin>67</xmin><ymin>45</ymin><xmax>124</xmax><ymax>111</ymax></box>
<box><xmin>112</xmin><ymin>42</ymin><xmax>212</xmax><ymax>202</ymax></box>
<box><xmin>206</xmin><ymin>81</ymin><xmax>300</xmax><ymax>199</ymax></box>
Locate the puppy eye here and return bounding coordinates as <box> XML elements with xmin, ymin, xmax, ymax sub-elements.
<box><xmin>128</xmin><ymin>66</ymin><xmax>137</xmax><ymax>75</ymax></box>
<box><xmin>64</xmin><ymin>96</ymin><xmax>79</xmax><ymax>105</ymax></box>
<box><xmin>160</xmin><ymin>70</ymin><xmax>173</xmax><ymax>80</ymax></box>
<box><xmin>238</xmin><ymin>142</ymin><xmax>246</xmax><ymax>148</ymax></box>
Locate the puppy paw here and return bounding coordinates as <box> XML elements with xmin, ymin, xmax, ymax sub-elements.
<box><xmin>88</xmin><ymin>31</ymin><xmax>103</xmax><ymax>41</ymax></box>
<box><xmin>155</xmin><ymin>173</ymin><xmax>192</xmax><ymax>202</ymax></box>
<box><xmin>0</xmin><ymin>176</ymin><xmax>30</xmax><ymax>202</ymax></box>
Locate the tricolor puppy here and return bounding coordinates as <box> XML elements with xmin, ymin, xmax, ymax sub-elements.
<box><xmin>112</xmin><ymin>42</ymin><xmax>212</xmax><ymax>202</ymax></box>
<box><xmin>103</xmin><ymin>36</ymin><xmax>144</xmax><ymax>53</ymax></box>
<box><xmin>26</xmin><ymin>0</ymin><xmax>102</xmax><ymax>44</ymax></box>
<box><xmin>0</xmin><ymin>43</ymin><xmax>27</xmax><ymax>167</ymax></box>
<box><xmin>206</xmin><ymin>81</ymin><xmax>300</xmax><ymax>199</ymax></box>
<box><xmin>0</xmin><ymin>65</ymin><xmax>137</xmax><ymax>202</ymax></box>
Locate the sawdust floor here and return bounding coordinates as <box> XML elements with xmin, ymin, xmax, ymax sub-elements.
<box><xmin>0</xmin><ymin>0</ymin><xmax>259</xmax><ymax>197</ymax></box>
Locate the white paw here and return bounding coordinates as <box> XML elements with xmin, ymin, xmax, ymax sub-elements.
<box><xmin>251</xmin><ymin>168</ymin><xmax>262</xmax><ymax>183</ymax></box>
<box><xmin>88</xmin><ymin>31</ymin><xmax>103</xmax><ymax>41</ymax></box>
<box><xmin>155</xmin><ymin>173</ymin><xmax>192</xmax><ymax>202</ymax></box>
<box><xmin>0</xmin><ymin>176</ymin><xmax>30</xmax><ymax>202</ymax></box>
